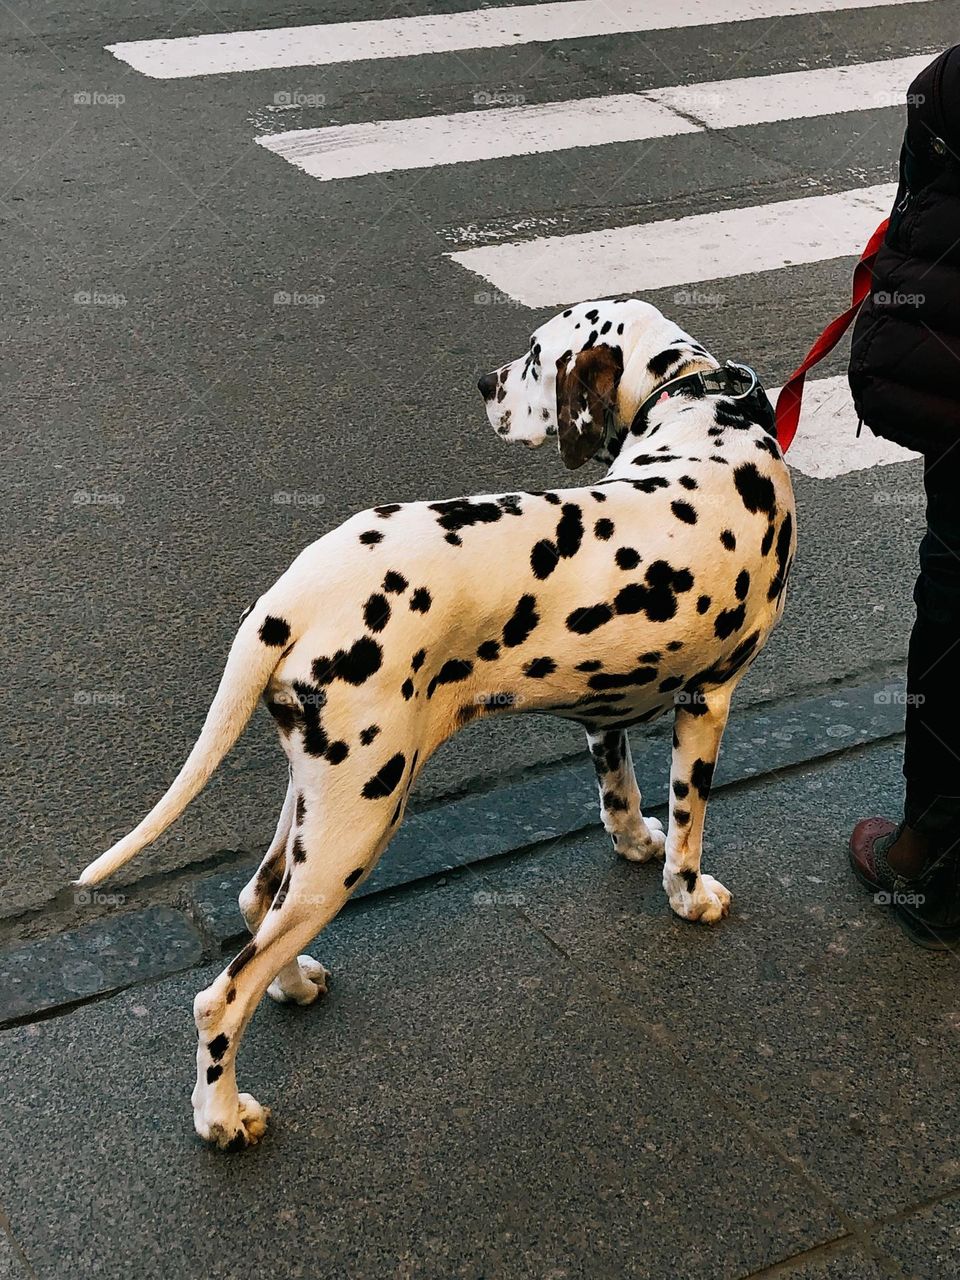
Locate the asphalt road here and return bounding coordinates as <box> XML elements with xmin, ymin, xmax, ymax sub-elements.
<box><xmin>1</xmin><ymin>0</ymin><xmax>953</xmax><ymax>922</ymax></box>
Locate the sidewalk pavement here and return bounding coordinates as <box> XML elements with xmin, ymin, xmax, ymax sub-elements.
<box><xmin>2</xmin><ymin>738</ymin><xmax>958</xmax><ymax>1280</ymax></box>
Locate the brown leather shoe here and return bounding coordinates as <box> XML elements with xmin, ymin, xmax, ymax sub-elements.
<box><xmin>849</xmin><ymin>817</ymin><xmax>898</xmax><ymax>892</ymax></box>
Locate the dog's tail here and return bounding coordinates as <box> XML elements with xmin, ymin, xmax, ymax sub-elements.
<box><xmin>75</xmin><ymin>598</ymin><xmax>296</xmax><ymax>887</ymax></box>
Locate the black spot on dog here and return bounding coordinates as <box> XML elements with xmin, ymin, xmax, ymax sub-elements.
<box><xmin>227</xmin><ymin>943</ymin><xmax>256</xmax><ymax>979</ymax></box>
<box><xmin>588</xmin><ymin>665</ymin><xmax>657</xmax><ymax>691</ymax></box>
<box><xmin>226</xmin><ymin>987</ymin><xmax>236</xmax><ymax>1004</ymax></box>
<box><xmin>594</xmin><ymin>518</ymin><xmax>614</xmax><ymax>540</ymax></box>
<box><xmin>616</xmin><ymin>547</ymin><xmax>641</xmax><ymax>570</ymax></box>
<box><xmin>326</xmin><ymin>740</ymin><xmax>349</xmax><ymax>764</ymax></box>
<box><xmin>259</xmin><ymin>616</ymin><xmax>290</xmax><ymax>647</ymax></box>
<box><xmin>427</xmin><ymin>659</ymin><xmax>473</xmax><ymax>698</ymax></box>
<box><xmin>477</xmin><ymin>640</ymin><xmax>500</xmax><ymax>661</ymax></box>
<box><xmin>544</xmin><ymin>492</ymin><xmax>562</xmax><ymax>506</ymax></box>
<box><xmin>313</xmin><ymin>636</ymin><xmax>383</xmax><ymax>686</ymax></box>
<box><xmin>714</xmin><ymin>402</ymin><xmax>747</xmax><ymax>428</ymax></box>
<box><xmin>673</xmin><ymin>780</ymin><xmax>690</xmax><ymax>799</ymax></box>
<box><xmin>362</xmin><ymin>752</ymin><xmax>406</xmax><ymax>800</ymax></box>
<box><xmin>239</xmin><ymin>598</ymin><xmax>258</xmax><ymax>624</ymax></box>
<box><xmin>735</xmin><ymin>571</ymin><xmax>750</xmax><ymax>600</ymax></box>
<box><xmin>383</xmin><ymin>571</ymin><xmax>408</xmax><ymax>594</ymax></box>
<box><xmin>524</xmin><ymin>656</ymin><xmax>556</xmax><ymax>678</ymax></box>
<box><xmin>360</xmin><ymin>724</ymin><xmax>380</xmax><ymax>746</ymax></box>
<box><xmin>364</xmin><ymin>593</ymin><xmax>391</xmax><ymax>632</ymax></box>
<box><xmin>691</xmin><ymin>758</ymin><xmax>715</xmax><ymax>800</ymax></box>
<box><xmin>499</xmin><ymin>493</ymin><xmax>524</xmax><ymax>517</ymax></box>
<box><xmin>208</xmin><ymin>1033</ymin><xmax>230</xmax><ymax>1061</ymax></box>
<box><xmin>555</xmin><ymin>504</ymin><xmax>584</xmax><ymax>558</ymax></box>
<box><xmin>401</xmin><ymin>678</ymin><xmax>415</xmax><ymax>700</ymax></box>
<box><xmin>344</xmin><ymin>867</ymin><xmax>364</xmax><ymax>888</ymax></box>
<box><xmin>374</xmin><ymin>503</ymin><xmax>401</xmax><ymax>518</ymax></box>
<box><xmin>614</xmin><ymin>560</ymin><xmax>693</xmax><ymax>623</ymax></box>
<box><xmin>207</xmin><ymin>1065</ymin><xmax>223</xmax><ymax>1084</ymax></box>
<box><xmin>445</xmin><ymin>533</ymin><xmax>462</xmax><ymax>546</ymax></box>
<box><xmin>577</xmin><ymin>659</ymin><xmax>603</xmax><ymax>672</ymax></box>
<box><xmin>567</xmin><ymin>603</ymin><xmax>614</xmax><ymax>634</ymax></box>
<box><xmin>531</xmin><ymin>539</ymin><xmax>559</xmax><ymax>580</ymax></box>
<box><xmin>761</xmin><ymin>523</ymin><xmax>775</xmax><ymax>556</ymax></box>
<box><xmin>272</xmin><ymin>869</ymin><xmax>292</xmax><ymax>910</ymax></box>
<box><xmin>648</xmin><ymin>347</ymin><xmax>682</xmax><ymax>378</ymax></box>
<box><xmin>359</xmin><ymin>530</ymin><xmax>383</xmax><ymax>546</ymax></box>
<box><xmin>410</xmin><ymin>588</ymin><xmax>432</xmax><ymax>612</ymax></box>
<box><xmin>659</xmin><ymin>675</ymin><xmax>684</xmax><ymax>693</ymax></box>
<box><xmin>673</xmin><ymin>809</ymin><xmax>691</xmax><ymax>827</ymax></box>
<box><xmin>768</xmin><ymin>512</ymin><xmax>794</xmax><ymax>601</ymax></box>
<box><xmin>755</xmin><ymin>435</ymin><xmax>781</xmax><ymax>457</ymax></box>
<box><xmin>681</xmin><ymin>869</ymin><xmax>698</xmax><ymax>892</ymax></box>
<box><xmin>266</xmin><ymin>692</ymin><xmax>300</xmax><ymax>735</ymax></box>
<box><xmin>679</xmin><ymin>475</ymin><xmax>698</xmax><ymax>490</ymax></box>
<box><xmin>603</xmin><ymin>791</ymin><xmax>629</xmax><ymax>812</ymax></box>
<box><xmin>430</xmin><ymin>497</ymin><xmax>503</xmax><ymax>533</ymax></box>
<box><xmin>296</xmin><ymin>793</ymin><xmax>306</xmax><ymax>825</ymax></box>
<box><xmin>411</xmin><ymin>649</ymin><xmax>426</xmax><ymax>672</ymax></box>
<box><xmin>291</xmin><ymin>835</ymin><xmax>307</xmax><ymax>863</ymax></box>
<box><xmin>697</xmin><ymin>595</ymin><xmax>711</xmax><ymax>614</ymax></box>
<box><xmin>734</xmin><ymin>462</ymin><xmax>777</xmax><ymax>517</ymax></box>
<box><xmin>633</xmin><ymin>476</ymin><xmax>671</xmax><ymax>494</ymax></box>
<box><xmin>671</xmin><ymin>500</ymin><xmax>697</xmax><ymax>525</ymax></box>
<box><xmin>503</xmin><ymin>594</ymin><xmax>539</xmax><ymax>647</ymax></box>
<box><xmin>720</xmin><ymin>530</ymin><xmax>736</xmax><ymax>551</ymax></box>
<box><xmin>667</xmin><ymin>640</ymin><xmax>684</xmax><ymax>652</ymax></box>
<box><xmin>714</xmin><ymin>603</ymin><xmax>746</xmax><ymax>639</ymax></box>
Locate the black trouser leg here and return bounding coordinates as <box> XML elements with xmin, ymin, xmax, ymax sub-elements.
<box><xmin>903</xmin><ymin>452</ymin><xmax>960</xmax><ymax>847</ymax></box>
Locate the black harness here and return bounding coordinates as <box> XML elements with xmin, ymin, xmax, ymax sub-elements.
<box><xmin>629</xmin><ymin>361</ymin><xmax>777</xmax><ymax>438</ymax></box>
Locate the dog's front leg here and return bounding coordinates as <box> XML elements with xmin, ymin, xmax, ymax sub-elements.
<box><xmin>586</xmin><ymin>729</ymin><xmax>665</xmax><ymax>863</ymax></box>
<box><xmin>663</xmin><ymin>688</ymin><xmax>734</xmax><ymax>923</ymax></box>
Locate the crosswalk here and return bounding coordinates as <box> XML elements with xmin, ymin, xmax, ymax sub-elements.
<box><xmin>107</xmin><ymin>0</ymin><xmax>932</xmax><ymax>478</ymax></box>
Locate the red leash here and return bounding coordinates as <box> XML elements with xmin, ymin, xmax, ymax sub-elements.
<box><xmin>774</xmin><ymin>217</ymin><xmax>890</xmax><ymax>453</ymax></box>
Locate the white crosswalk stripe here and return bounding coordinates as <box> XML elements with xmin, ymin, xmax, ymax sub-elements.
<box><xmin>106</xmin><ymin>1</ymin><xmax>930</xmax><ymax>478</ymax></box>
<box><xmin>449</xmin><ymin>184</ymin><xmax>898</xmax><ymax>306</ymax></box>
<box><xmin>106</xmin><ymin>0</ymin><xmax>928</xmax><ymax>78</ymax></box>
<box><xmin>769</xmin><ymin>377</ymin><xmax>919</xmax><ymax>477</ymax></box>
<box><xmin>258</xmin><ymin>55</ymin><xmax>929</xmax><ymax>181</ymax></box>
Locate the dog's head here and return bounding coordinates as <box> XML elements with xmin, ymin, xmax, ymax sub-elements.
<box><xmin>478</xmin><ymin>298</ymin><xmax>715</xmax><ymax>469</ymax></box>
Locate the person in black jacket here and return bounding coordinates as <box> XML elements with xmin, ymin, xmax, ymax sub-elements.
<box><xmin>848</xmin><ymin>45</ymin><xmax>960</xmax><ymax>948</ymax></box>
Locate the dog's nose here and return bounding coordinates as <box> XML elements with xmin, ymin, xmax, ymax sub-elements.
<box><xmin>477</xmin><ymin>371</ymin><xmax>498</xmax><ymax>402</ymax></box>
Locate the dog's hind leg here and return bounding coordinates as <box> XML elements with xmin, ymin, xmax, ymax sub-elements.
<box><xmin>236</xmin><ymin>779</ymin><xmax>330</xmax><ymax>1006</ymax></box>
<box><xmin>586</xmin><ymin>729</ymin><xmax>665</xmax><ymax>863</ymax></box>
<box><xmin>191</xmin><ymin>771</ymin><xmax>402</xmax><ymax>1149</ymax></box>
<box><xmin>662</xmin><ymin>685</ymin><xmax>734</xmax><ymax>924</ymax></box>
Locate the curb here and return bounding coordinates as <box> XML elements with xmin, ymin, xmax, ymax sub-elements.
<box><xmin>0</xmin><ymin>678</ymin><xmax>906</xmax><ymax>1026</ymax></box>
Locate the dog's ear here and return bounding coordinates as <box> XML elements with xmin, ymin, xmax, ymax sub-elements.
<box><xmin>555</xmin><ymin>345</ymin><xmax>624</xmax><ymax>470</ymax></box>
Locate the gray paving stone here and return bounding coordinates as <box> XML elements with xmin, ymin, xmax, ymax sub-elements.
<box><xmin>875</xmin><ymin>1196</ymin><xmax>960</xmax><ymax>1280</ymax></box>
<box><xmin>762</xmin><ymin>1242</ymin><xmax>900</xmax><ymax>1278</ymax></box>
<box><xmin>486</xmin><ymin>739</ymin><xmax>960</xmax><ymax>1226</ymax></box>
<box><xmin>0</xmin><ymin>876</ymin><xmax>841</xmax><ymax>1280</ymax></box>
<box><xmin>0</xmin><ymin>907</ymin><xmax>202</xmax><ymax>1024</ymax></box>
<box><xmin>0</xmin><ymin>1231</ymin><xmax>31</xmax><ymax>1280</ymax></box>
<box><xmin>187</xmin><ymin>680</ymin><xmax>907</xmax><ymax>946</ymax></box>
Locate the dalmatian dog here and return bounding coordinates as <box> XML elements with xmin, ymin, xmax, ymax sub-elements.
<box><xmin>76</xmin><ymin>297</ymin><xmax>795</xmax><ymax>1150</ymax></box>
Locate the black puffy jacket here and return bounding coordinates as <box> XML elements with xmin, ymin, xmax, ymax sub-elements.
<box><xmin>848</xmin><ymin>46</ymin><xmax>960</xmax><ymax>457</ymax></box>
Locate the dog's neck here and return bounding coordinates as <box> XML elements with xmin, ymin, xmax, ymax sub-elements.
<box><xmin>599</xmin><ymin>339</ymin><xmax>719</xmax><ymax>464</ymax></box>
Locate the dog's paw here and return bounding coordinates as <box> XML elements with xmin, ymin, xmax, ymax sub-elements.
<box><xmin>665</xmin><ymin>870</ymin><xmax>731</xmax><ymax>923</ymax></box>
<box><xmin>267</xmin><ymin>954</ymin><xmax>330</xmax><ymax>1006</ymax></box>
<box><xmin>614</xmin><ymin>816</ymin><xmax>666</xmax><ymax>864</ymax></box>
<box><xmin>195</xmin><ymin>1092</ymin><xmax>270</xmax><ymax>1151</ymax></box>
